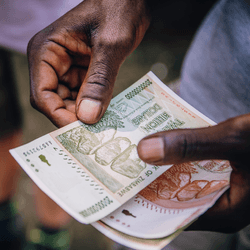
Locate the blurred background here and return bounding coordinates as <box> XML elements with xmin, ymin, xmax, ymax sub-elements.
<box><xmin>4</xmin><ymin>0</ymin><xmax>217</xmax><ymax>249</ymax></box>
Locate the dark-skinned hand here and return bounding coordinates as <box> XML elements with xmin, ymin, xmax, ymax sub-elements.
<box><xmin>28</xmin><ymin>0</ymin><xmax>150</xmax><ymax>128</ymax></box>
<box><xmin>137</xmin><ymin>114</ymin><xmax>250</xmax><ymax>233</ymax></box>
<box><xmin>28</xmin><ymin>0</ymin><xmax>250</xmax><ymax>235</ymax></box>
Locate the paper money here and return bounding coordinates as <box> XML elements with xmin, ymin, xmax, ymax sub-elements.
<box><xmin>10</xmin><ymin>72</ymin><xmax>231</xmax><ymax>226</ymax></box>
<box><xmin>92</xmin><ymin>220</ymin><xmax>184</xmax><ymax>250</ymax></box>
<box><xmin>94</xmin><ymin>159</ymin><xmax>230</xmax><ymax>249</ymax></box>
<box><xmin>99</xmin><ymin>159</ymin><xmax>230</xmax><ymax>239</ymax></box>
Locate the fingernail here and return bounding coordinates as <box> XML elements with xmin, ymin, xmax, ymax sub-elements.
<box><xmin>78</xmin><ymin>99</ymin><xmax>102</xmax><ymax>124</ymax></box>
<box><xmin>138</xmin><ymin>137</ymin><xmax>164</xmax><ymax>163</ymax></box>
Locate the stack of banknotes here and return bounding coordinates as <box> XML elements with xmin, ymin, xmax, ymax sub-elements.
<box><xmin>10</xmin><ymin>72</ymin><xmax>232</xmax><ymax>250</ymax></box>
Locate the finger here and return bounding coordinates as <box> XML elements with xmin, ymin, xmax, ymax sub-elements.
<box><xmin>29</xmin><ymin>38</ymin><xmax>91</xmax><ymax>127</ymax></box>
<box><xmin>76</xmin><ymin>34</ymin><xmax>133</xmax><ymax>124</ymax></box>
<box><xmin>64</xmin><ymin>100</ymin><xmax>76</xmax><ymax>113</ymax></box>
<box><xmin>57</xmin><ymin>84</ymin><xmax>71</xmax><ymax>100</ymax></box>
<box><xmin>30</xmin><ymin>60</ymin><xmax>78</xmax><ymax>127</ymax></box>
<box><xmin>36</xmin><ymin>90</ymin><xmax>78</xmax><ymax>127</ymax></box>
<box><xmin>57</xmin><ymin>84</ymin><xmax>79</xmax><ymax>101</ymax></box>
<box><xmin>59</xmin><ymin>66</ymin><xmax>88</xmax><ymax>89</ymax></box>
<box><xmin>137</xmin><ymin>115</ymin><xmax>250</xmax><ymax>165</ymax></box>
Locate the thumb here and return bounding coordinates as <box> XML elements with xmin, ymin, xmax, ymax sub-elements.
<box><xmin>137</xmin><ymin>115</ymin><xmax>250</xmax><ymax>165</ymax></box>
<box><xmin>76</xmin><ymin>39</ymin><xmax>128</xmax><ymax>124</ymax></box>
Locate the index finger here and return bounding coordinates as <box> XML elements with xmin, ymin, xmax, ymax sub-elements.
<box><xmin>28</xmin><ymin>30</ymin><xmax>91</xmax><ymax>127</ymax></box>
<box><xmin>30</xmin><ymin>59</ymin><xmax>78</xmax><ymax>127</ymax></box>
<box><xmin>29</xmin><ymin>39</ymin><xmax>78</xmax><ymax>127</ymax></box>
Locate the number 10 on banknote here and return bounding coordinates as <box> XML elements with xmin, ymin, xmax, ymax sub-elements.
<box><xmin>10</xmin><ymin>72</ymin><xmax>226</xmax><ymax>224</ymax></box>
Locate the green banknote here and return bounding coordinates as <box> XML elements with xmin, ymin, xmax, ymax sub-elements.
<box><xmin>10</xmin><ymin>72</ymin><xmax>231</xmax><ymax>230</ymax></box>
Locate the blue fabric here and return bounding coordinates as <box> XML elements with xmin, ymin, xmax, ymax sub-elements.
<box><xmin>181</xmin><ymin>0</ymin><xmax>250</xmax><ymax>123</ymax></box>
<box><xmin>176</xmin><ymin>1</ymin><xmax>250</xmax><ymax>250</ymax></box>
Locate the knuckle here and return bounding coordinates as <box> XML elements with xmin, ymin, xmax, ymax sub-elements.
<box><xmin>88</xmin><ymin>61</ymin><xmax>113</xmax><ymax>88</ymax></box>
<box><xmin>27</xmin><ymin>35</ymin><xmax>36</xmax><ymax>52</ymax></box>
<box><xmin>30</xmin><ymin>95</ymin><xmax>38</xmax><ymax>110</ymax></box>
<box><xmin>163</xmin><ymin>130</ymin><xmax>197</xmax><ymax>163</ymax></box>
<box><xmin>177</xmin><ymin>132</ymin><xmax>196</xmax><ymax>160</ymax></box>
<box><xmin>30</xmin><ymin>91</ymin><xmax>44</xmax><ymax>113</ymax></box>
<box><xmin>30</xmin><ymin>92</ymin><xmax>40</xmax><ymax>110</ymax></box>
<box><xmin>97</xmin><ymin>29</ymin><xmax>134</xmax><ymax>53</ymax></box>
<box><xmin>27</xmin><ymin>25</ymin><xmax>56</xmax><ymax>54</ymax></box>
<box><xmin>87</xmin><ymin>74</ymin><xmax>112</xmax><ymax>94</ymax></box>
<box><xmin>227</xmin><ymin>115</ymin><xmax>250</xmax><ymax>138</ymax></box>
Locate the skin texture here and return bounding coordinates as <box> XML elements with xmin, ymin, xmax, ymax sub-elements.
<box><xmin>137</xmin><ymin>114</ymin><xmax>250</xmax><ymax>233</ymax></box>
<box><xmin>28</xmin><ymin>0</ymin><xmax>250</xmax><ymax>234</ymax></box>
<box><xmin>28</xmin><ymin>0</ymin><xmax>150</xmax><ymax>127</ymax></box>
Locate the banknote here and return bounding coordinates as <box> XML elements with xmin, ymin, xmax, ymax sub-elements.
<box><xmin>10</xmin><ymin>71</ymin><xmax>231</xmax><ymax>224</ymax></box>
<box><xmin>92</xmin><ymin>220</ymin><xmax>185</xmax><ymax>250</ymax></box>
<box><xmin>100</xmin><ymin>160</ymin><xmax>230</xmax><ymax>239</ymax></box>
<box><xmin>92</xmin><ymin>158</ymin><xmax>230</xmax><ymax>248</ymax></box>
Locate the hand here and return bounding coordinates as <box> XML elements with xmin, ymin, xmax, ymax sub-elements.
<box><xmin>28</xmin><ymin>0</ymin><xmax>150</xmax><ymax>127</ymax></box>
<box><xmin>137</xmin><ymin>114</ymin><xmax>250</xmax><ymax>233</ymax></box>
